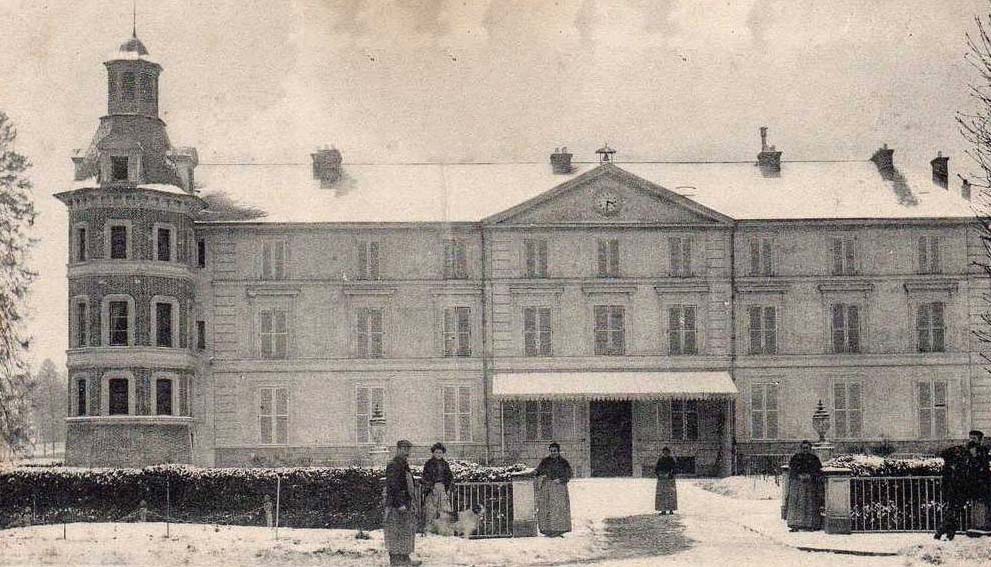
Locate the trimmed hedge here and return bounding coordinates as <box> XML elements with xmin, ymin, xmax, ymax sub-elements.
<box><xmin>824</xmin><ymin>454</ymin><xmax>944</xmax><ymax>477</ymax></box>
<box><xmin>0</xmin><ymin>461</ymin><xmax>533</xmax><ymax>530</ymax></box>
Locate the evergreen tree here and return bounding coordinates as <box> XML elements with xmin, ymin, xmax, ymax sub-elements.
<box><xmin>0</xmin><ymin>111</ymin><xmax>38</xmax><ymax>457</ymax></box>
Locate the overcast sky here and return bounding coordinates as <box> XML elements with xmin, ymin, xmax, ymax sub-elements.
<box><xmin>0</xmin><ymin>0</ymin><xmax>986</xmax><ymax>370</ymax></box>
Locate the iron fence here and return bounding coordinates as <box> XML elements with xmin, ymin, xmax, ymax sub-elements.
<box><xmin>416</xmin><ymin>480</ymin><xmax>515</xmax><ymax>538</ymax></box>
<box><xmin>849</xmin><ymin>476</ymin><xmax>973</xmax><ymax>532</ymax></box>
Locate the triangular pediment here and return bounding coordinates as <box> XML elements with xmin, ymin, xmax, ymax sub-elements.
<box><xmin>484</xmin><ymin>164</ymin><xmax>732</xmax><ymax>225</ymax></box>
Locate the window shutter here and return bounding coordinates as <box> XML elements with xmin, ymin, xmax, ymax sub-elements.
<box><xmin>539</xmin><ymin>308</ymin><xmax>552</xmax><ymax>355</ymax></box>
<box><xmin>357</xmin><ymin>242</ymin><xmax>368</xmax><ymax>279</ymax></box>
<box><xmin>848</xmin><ymin>383</ymin><xmax>863</xmax><ymax>437</ymax></box>
<box><xmin>525</xmin><ymin>240</ymin><xmax>536</xmax><ymax>277</ymax></box>
<box><xmin>609</xmin><ymin>239</ymin><xmax>620</xmax><ymax>276</ymax></box>
<box><xmin>369</xmin><ymin>241</ymin><xmax>380</xmax><ymax>279</ymax></box>
<box><xmin>831</xmin><ymin>239</ymin><xmax>843</xmax><ymax>275</ymax></box>
<box><xmin>458</xmin><ymin>386</ymin><xmax>472</xmax><ymax>441</ymax></box>
<box><xmin>917</xmin><ymin>303</ymin><xmax>931</xmax><ymax>352</ymax></box>
<box><xmin>764</xmin><ymin>307</ymin><xmax>777</xmax><ymax>354</ymax></box>
<box><xmin>749</xmin><ymin>239</ymin><xmax>760</xmax><ymax>276</ymax></box>
<box><xmin>540</xmin><ymin>400</ymin><xmax>553</xmax><ymax>440</ymax></box>
<box><xmin>538</xmin><ymin>240</ymin><xmax>548</xmax><ymax>277</ymax></box>
<box><xmin>260</xmin><ymin>388</ymin><xmax>273</xmax><ymax>444</ymax></box>
<box><xmin>748</xmin><ymin>307</ymin><xmax>762</xmax><ymax>354</ymax></box>
<box><xmin>523</xmin><ymin>307</ymin><xmax>536</xmax><ymax>356</ymax></box>
<box><xmin>275</xmin><ymin>389</ymin><xmax>288</xmax><ymax>444</ymax></box>
<box><xmin>669</xmin><ymin>238</ymin><xmax>681</xmax><ymax>275</ymax></box>
<box><xmin>930</xmin><ymin>237</ymin><xmax>941</xmax><ymax>273</ymax></box>
<box><xmin>918</xmin><ymin>236</ymin><xmax>928</xmax><ymax>273</ymax></box>
<box><xmin>847</xmin><ymin>306</ymin><xmax>860</xmax><ymax>352</ymax></box>
<box><xmin>831</xmin><ymin>304</ymin><xmax>845</xmax><ymax>352</ymax></box>
<box><xmin>613</xmin><ymin>306</ymin><xmax>625</xmax><ymax>354</ymax></box>
<box><xmin>761</xmin><ymin>239</ymin><xmax>773</xmax><ymax>275</ymax></box>
<box><xmin>594</xmin><ymin>306</ymin><xmax>608</xmax><ymax>353</ymax></box>
<box><xmin>669</xmin><ymin>307</ymin><xmax>682</xmax><ymax>354</ymax></box>
<box><xmin>355</xmin><ymin>310</ymin><xmax>368</xmax><ymax>358</ymax></box>
<box><xmin>684</xmin><ymin>306</ymin><xmax>697</xmax><ymax>354</ymax></box>
<box><xmin>525</xmin><ymin>401</ymin><xmax>538</xmax><ymax>441</ymax></box>
<box><xmin>458</xmin><ymin>307</ymin><xmax>471</xmax><ymax>356</ymax></box>
<box><xmin>443</xmin><ymin>386</ymin><xmax>457</xmax><ymax>440</ymax></box>
<box><xmin>597</xmin><ymin>240</ymin><xmax>608</xmax><ymax>276</ymax></box>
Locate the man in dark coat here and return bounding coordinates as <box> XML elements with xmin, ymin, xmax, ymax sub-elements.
<box><xmin>384</xmin><ymin>439</ymin><xmax>421</xmax><ymax>566</ymax></box>
<box><xmin>785</xmin><ymin>440</ymin><xmax>823</xmax><ymax>531</ymax></box>
<box><xmin>965</xmin><ymin>430</ymin><xmax>991</xmax><ymax>535</ymax></box>
<box><xmin>935</xmin><ymin>443</ymin><xmax>969</xmax><ymax>540</ymax></box>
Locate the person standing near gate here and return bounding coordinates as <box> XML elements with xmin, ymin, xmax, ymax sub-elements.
<box><xmin>654</xmin><ymin>447</ymin><xmax>678</xmax><ymax>515</ymax></box>
<box><xmin>535</xmin><ymin>442</ymin><xmax>573</xmax><ymax>537</ymax></box>
<box><xmin>965</xmin><ymin>430</ymin><xmax>991</xmax><ymax>536</ymax></box>
<box><xmin>936</xmin><ymin>440</ymin><xmax>970</xmax><ymax>540</ymax></box>
<box><xmin>384</xmin><ymin>439</ymin><xmax>421</xmax><ymax>566</ymax></box>
<box><xmin>785</xmin><ymin>440</ymin><xmax>823</xmax><ymax>532</ymax></box>
<box><xmin>421</xmin><ymin>442</ymin><xmax>454</xmax><ymax>534</ymax></box>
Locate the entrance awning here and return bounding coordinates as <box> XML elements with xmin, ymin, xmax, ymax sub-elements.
<box><xmin>492</xmin><ymin>371</ymin><xmax>738</xmax><ymax>401</ymax></box>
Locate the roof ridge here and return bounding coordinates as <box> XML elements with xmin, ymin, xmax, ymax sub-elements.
<box><xmin>197</xmin><ymin>159</ymin><xmax>870</xmax><ymax>166</ymax></box>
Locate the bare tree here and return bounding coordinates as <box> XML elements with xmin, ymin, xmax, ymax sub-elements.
<box><xmin>0</xmin><ymin>111</ymin><xmax>38</xmax><ymax>458</ymax></box>
<box><xmin>29</xmin><ymin>359</ymin><xmax>65</xmax><ymax>457</ymax></box>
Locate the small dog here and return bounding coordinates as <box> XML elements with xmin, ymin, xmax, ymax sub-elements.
<box><xmin>429</xmin><ymin>504</ymin><xmax>485</xmax><ymax>538</ymax></box>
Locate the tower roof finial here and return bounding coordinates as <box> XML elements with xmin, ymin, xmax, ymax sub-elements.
<box><xmin>132</xmin><ymin>0</ymin><xmax>137</xmax><ymax>38</ymax></box>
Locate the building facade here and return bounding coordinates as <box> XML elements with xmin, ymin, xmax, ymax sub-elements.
<box><xmin>58</xmin><ymin>36</ymin><xmax>991</xmax><ymax>476</ymax></box>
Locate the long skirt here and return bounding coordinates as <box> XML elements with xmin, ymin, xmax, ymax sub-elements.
<box><xmin>422</xmin><ymin>483</ymin><xmax>451</xmax><ymax>532</ymax></box>
<box><xmin>786</xmin><ymin>477</ymin><xmax>823</xmax><ymax>530</ymax></box>
<box><xmin>384</xmin><ymin>507</ymin><xmax>416</xmax><ymax>554</ymax></box>
<box><xmin>537</xmin><ymin>479</ymin><xmax>572</xmax><ymax>535</ymax></box>
<box><xmin>655</xmin><ymin>478</ymin><xmax>678</xmax><ymax>511</ymax></box>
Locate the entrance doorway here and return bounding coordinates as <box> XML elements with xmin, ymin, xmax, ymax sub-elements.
<box><xmin>589</xmin><ymin>400</ymin><xmax>633</xmax><ymax>477</ymax></box>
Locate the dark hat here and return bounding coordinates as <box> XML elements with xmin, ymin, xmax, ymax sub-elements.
<box><xmin>969</xmin><ymin>430</ymin><xmax>985</xmax><ymax>438</ymax></box>
<box><xmin>396</xmin><ymin>439</ymin><xmax>413</xmax><ymax>448</ymax></box>
<box><xmin>430</xmin><ymin>442</ymin><xmax>447</xmax><ymax>453</ymax></box>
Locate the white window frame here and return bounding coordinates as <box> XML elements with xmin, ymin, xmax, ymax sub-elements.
<box><xmin>101</xmin><ymin>294</ymin><xmax>135</xmax><ymax>347</ymax></box>
<box><xmin>442</xmin><ymin>384</ymin><xmax>473</xmax><ymax>442</ymax></box>
<box><xmin>71</xmin><ymin>295</ymin><xmax>91</xmax><ymax>349</ymax></box>
<box><xmin>104</xmin><ymin>220</ymin><xmax>133</xmax><ymax>260</ymax></box>
<box><xmin>832</xmin><ymin>379</ymin><xmax>863</xmax><ymax>439</ymax></box>
<box><xmin>101</xmin><ymin>371</ymin><xmax>136</xmax><ymax>416</ymax></box>
<box><xmin>151</xmin><ymin>372</ymin><xmax>180</xmax><ymax>417</ymax></box>
<box><xmin>355</xmin><ymin>385</ymin><xmax>386</xmax><ymax>445</ymax></box>
<box><xmin>917</xmin><ymin>380</ymin><xmax>948</xmax><ymax>439</ymax></box>
<box><xmin>152</xmin><ymin>222</ymin><xmax>177</xmax><ymax>262</ymax></box>
<box><xmin>523</xmin><ymin>238</ymin><xmax>548</xmax><ymax>278</ymax></box>
<box><xmin>750</xmin><ymin>382</ymin><xmax>779</xmax><ymax>440</ymax></box>
<box><xmin>668</xmin><ymin>304</ymin><xmax>699</xmax><ymax>355</ymax></box>
<box><xmin>356</xmin><ymin>240</ymin><xmax>381</xmax><ymax>280</ymax></box>
<box><xmin>593</xmin><ymin>304</ymin><xmax>626</xmax><ymax>356</ymax></box>
<box><xmin>150</xmin><ymin>296</ymin><xmax>179</xmax><ymax>348</ymax></box>
<box><xmin>917</xmin><ymin>235</ymin><xmax>942</xmax><ymax>274</ymax></box>
<box><xmin>747</xmin><ymin>305</ymin><xmax>777</xmax><ymax>355</ymax></box>
<box><xmin>748</xmin><ymin>236</ymin><xmax>774</xmax><ymax>276</ymax></box>
<box><xmin>261</xmin><ymin>240</ymin><xmax>288</xmax><ymax>280</ymax></box>
<box><xmin>258</xmin><ymin>307</ymin><xmax>289</xmax><ymax>359</ymax></box>
<box><xmin>829</xmin><ymin>236</ymin><xmax>858</xmax><ymax>275</ymax></box>
<box><xmin>442</xmin><ymin>306</ymin><xmax>472</xmax><ymax>357</ymax></box>
<box><xmin>258</xmin><ymin>386</ymin><xmax>289</xmax><ymax>445</ymax></box>
<box><xmin>916</xmin><ymin>301</ymin><xmax>946</xmax><ymax>353</ymax></box>
<box><xmin>72</xmin><ymin>222</ymin><xmax>89</xmax><ymax>263</ymax></box>
<box><xmin>523</xmin><ymin>306</ymin><xmax>553</xmax><ymax>356</ymax></box>
<box><xmin>524</xmin><ymin>400</ymin><xmax>554</xmax><ymax>442</ymax></box>
<box><xmin>669</xmin><ymin>236</ymin><xmax>693</xmax><ymax>277</ymax></box>
<box><xmin>670</xmin><ymin>399</ymin><xmax>700</xmax><ymax>441</ymax></box>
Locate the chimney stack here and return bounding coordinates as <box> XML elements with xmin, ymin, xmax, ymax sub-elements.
<box><xmin>312</xmin><ymin>146</ymin><xmax>343</xmax><ymax>188</ymax></box>
<box><xmin>930</xmin><ymin>151</ymin><xmax>949</xmax><ymax>189</ymax></box>
<box><xmin>71</xmin><ymin>150</ymin><xmax>89</xmax><ymax>181</ymax></box>
<box><xmin>960</xmin><ymin>175</ymin><xmax>972</xmax><ymax>201</ymax></box>
<box><xmin>870</xmin><ymin>144</ymin><xmax>895</xmax><ymax>180</ymax></box>
<box><xmin>550</xmin><ymin>147</ymin><xmax>573</xmax><ymax>174</ymax></box>
<box><xmin>756</xmin><ymin>126</ymin><xmax>782</xmax><ymax>177</ymax></box>
<box><xmin>169</xmin><ymin>147</ymin><xmax>199</xmax><ymax>194</ymax></box>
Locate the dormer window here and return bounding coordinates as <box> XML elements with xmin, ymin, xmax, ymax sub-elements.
<box><xmin>111</xmin><ymin>156</ymin><xmax>129</xmax><ymax>182</ymax></box>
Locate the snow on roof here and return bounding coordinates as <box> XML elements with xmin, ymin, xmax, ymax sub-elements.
<box><xmin>67</xmin><ymin>179</ymin><xmax>193</xmax><ymax>197</ymax></box>
<box><xmin>492</xmin><ymin>371</ymin><xmax>738</xmax><ymax>400</ymax></box>
<box><xmin>192</xmin><ymin>160</ymin><xmax>976</xmax><ymax>225</ymax></box>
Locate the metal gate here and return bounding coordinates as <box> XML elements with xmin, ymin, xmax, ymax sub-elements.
<box><xmin>417</xmin><ymin>481</ymin><xmax>515</xmax><ymax>538</ymax></box>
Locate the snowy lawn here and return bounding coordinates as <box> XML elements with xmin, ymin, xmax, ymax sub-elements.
<box><xmin>696</xmin><ymin>475</ymin><xmax>781</xmax><ymax>500</ymax></box>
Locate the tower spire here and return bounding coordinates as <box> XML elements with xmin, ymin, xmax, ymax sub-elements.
<box><xmin>132</xmin><ymin>0</ymin><xmax>137</xmax><ymax>38</ymax></box>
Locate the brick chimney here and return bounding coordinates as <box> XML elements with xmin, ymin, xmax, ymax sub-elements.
<box><xmin>169</xmin><ymin>147</ymin><xmax>199</xmax><ymax>194</ymax></box>
<box><xmin>870</xmin><ymin>144</ymin><xmax>895</xmax><ymax>180</ymax></box>
<box><xmin>756</xmin><ymin>126</ymin><xmax>782</xmax><ymax>177</ymax></box>
<box><xmin>550</xmin><ymin>147</ymin><xmax>573</xmax><ymax>174</ymax></box>
<box><xmin>312</xmin><ymin>146</ymin><xmax>343</xmax><ymax>188</ymax></box>
<box><xmin>960</xmin><ymin>175</ymin><xmax>972</xmax><ymax>201</ymax></box>
<box><xmin>930</xmin><ymin>151</ymin><xmax>949</xmax><ymax>188</ymax></box>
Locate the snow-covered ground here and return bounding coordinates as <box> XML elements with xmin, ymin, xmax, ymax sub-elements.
<box><xmin>0</xmin><ymin>478</ymin><xmax>987</xmax><ymax>566</ymax></box>
<box><xmin>696</xmin><ymin>475</ymin><xmax>781</xmax><ymax>500</ymax></box>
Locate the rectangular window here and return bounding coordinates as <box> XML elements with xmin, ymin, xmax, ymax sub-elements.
<box><xmin>357</xmin><ymin>241</ymin><xmax>381</xmax><ymax>280</ymax></box>
<box><xmin>444</xmin><ymin>239</ymin><xmax>468</xmax><ymax>279</ymax></box>
<box><xmin>262</xmin><ymin>241</ymin><xmax>287</xmax><ymax>279</ymax></box>
<box><xmin>670</xmin><ymin>237</ymin><xmax>693</xmax><ymax>277</ymax></box>
<box><xmin>748</xmin><ymin>306</ymin><xmax>777</xmax><ymax>355</ymax></box>
<box><xmin>111</xmin><ymin>156</ymin><xmax>129</xmax><ymax>181</ymax></box>
<box><xmin>917</xmin><ymin>302</ymin><xmax>946</xmax><ymax>353</ymax></box>
<box><xmin>75</xmin><ymin>301</ymin><xmax>88</xmax><ymax>348</ymax></box>
<box><xmin>596</xmin><ymin>239</ymin><xmax>620</xmax><ymax>277</ymax></box>
<box><xmin>443</xmin><ymin>307</ymin><xmax>471</xmax><ymax>357</ymax></box>
<box><xmin>830</xmin><ymin>237</ymin><xmax>857</xmax><ymax>275</ymax></box>
<box><xmin>108</xmin><ymin>378</ymin><xmax>129</xmax><ymax>415</ymax></box>
<box><xmin>156</xmin><ymin>378</ymin><xmax>173</xmax><ymax>416</ymax></box>
<box><xmin>831</xmin><ymin>304</ymin><xmax>861</xmax><ymax>353</ymax></box>
<box><xmin>76</xmin><ymin>227</ymin><xmax>87</xmax><ymax>262</ymax></box>
<box><xmin>155</xmin><ymin>302</ymin><xmax>173</xmax><ymax>347</ymax></box>
<box><xmin>355</xmin><ymin>386</ymin><xmax>385</xmax><ymax>444</ymax></box>
<box><xmin>749</xmin><ymin>237</ymin><xmax>773</xmax><ymax>276</ymax></box>
<box><xmin>671</xmin><ymin>400</ymin><xmax>700</xmax><ymax>441</ymax></box>
<box><xmin>524</xmin><ymin>239</ymin><xmax>548</xmax><ymax>278</ymax></box>
<box><xmin>918</xmin><ymin>235</ymin><xmax>941</xmax><ymax>274</ymax></box>
<box><xmin>356</xmin><ymin>308</ymin><xmax>384</xmax><ymax>358</ymax></box>
<box><xmin>525</xmin><ymin>400</ymin><xmax>553</xmax><ymax>441</ymax></box>
<box><xmin>751</xmin><ymin>383</ymin><xmax>779</xmax><ymax>439</ymax></box>
<box><xmin>196</xmin><ymin>320</ymin><xmax>206</xmax><ymax>351</ymax></box>
<box><xmin>260</xmin><ymin>309</ymin><xmax>288</xmax><ymax>359</ymax></box>
<box><xmin>523</xmin><ymin>307</ymin><xmax>552</xmax><ymax>356</ymax></box>
<box><xmin>918</xmin><ymin>380</ymin><xmax>948</xmax><ymax>439</ymax></box>
<box><xmin>443</xmin><ymin>385</ymin><xmax>472</xmax><ymax>442</ymax></box>
<box><xmin>197</xmin><ymin>239</ymin><xmax>206</xmax><ymax>268</ymax></box>
<box><xmin>668</xmin><ymin>305</ymin><xmax>698</xmax><ymax>355</ymax></box>
<box><xmin>593</xmin><ymin>305</ymin><xmax>625</xmax><ymax>355</ymax></box>
<box><xmin>76</xmin><ymin>379</ymin><xmax>87</xmax><ymax>417</ymax></box>
<box><xmin>156</xmin><ymin>227</ymin><xmax>172</xmax><ymax>261</ymax></box>
<box><xmin>833</xmin><ymin>381</ymin><xmax>863</xmax><ymax>438</ymax></box>
<box><xmin>108</xmin><ymin>301</ymin><xmax>129</xmax><ymax>346</ymax></box>
<box><xmin>109</xmin><ymin>225</ymin><xmax>128</xmax><ymax>259</ymax></box>
<box><xmin>259</xmin><ymin>387</ymin><xmax>289</xmax><ymax>445</ymax></box>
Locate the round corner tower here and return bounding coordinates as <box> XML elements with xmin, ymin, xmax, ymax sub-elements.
<box><xmin>55</xmin><ymin>33</ymin><xmax>205</xmax><ymax>467</ymax></box>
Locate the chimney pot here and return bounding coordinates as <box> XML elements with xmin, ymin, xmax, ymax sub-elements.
<box><xmin>312</xmin><ymin>147</ymin><xmax>343</xmax><ymax>187</ymax></box>
<box><xmin>550</xmin><ymin>147</ymin><xmax>573</xmax><ymax>174</ymax></box>
<box><xmin>756</xmin><ymin>127</ymin><xmax>781</xmax><ymax>177</ymax></box>
<box><xmin>960</xmin><ymin>176</ymin><xmax>972</xmax><ymax>200</ymax></box>
<box><xmin>870</xmin><ymin>144</ymin><xmax>895</xmax><ymax>179</ymax></box>
<box><xmin>930</xmin><ymin>151</ymin><xmax>949</xmax><ymax>189</ymax></box>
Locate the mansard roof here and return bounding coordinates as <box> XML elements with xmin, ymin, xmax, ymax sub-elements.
<box><xmin>192</xmin><ymin>159</ymin><xmax>975</xmax><ymax>225</ymax></box>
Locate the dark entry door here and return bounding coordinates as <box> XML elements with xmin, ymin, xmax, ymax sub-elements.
<box><xmin>589</xmin><ymin>401</ymin><xmax>633</xmax><ymax>477</ymax></box>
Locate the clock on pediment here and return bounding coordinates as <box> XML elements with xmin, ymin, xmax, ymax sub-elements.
<box><xmin>593</xmin><ymin>190</ymin><xmax>622</xmax><ymax>217</ymax></box>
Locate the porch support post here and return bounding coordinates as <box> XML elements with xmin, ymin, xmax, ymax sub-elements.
<box><xmin>721</xmin><ymin>398</ymin><xmax>734</xmax><ymax>477</ymax></box>
<box><xmin>823</xmin><ymin>467</ymin><xmax>853</xmax><ymax>534</ymax></box>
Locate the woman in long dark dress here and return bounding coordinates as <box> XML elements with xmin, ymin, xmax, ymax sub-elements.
<box><xmin>785</xmin><ymin>440</ymin><xmax>823</xmax><ymax>531</ymax></box>
<box><xmin>420</xmin><ymin>442</ymin><xmax>454</xmax><ymax>533</ymax></box>
<box><xmin>535</xmin><ymin>442</ymin><xmax>573</xmax><ymax>537</ymax></box>
<box><xmin>655</xmin><ymin>447</ymin><xmax>678</xmax><ymax>514</ymax></box>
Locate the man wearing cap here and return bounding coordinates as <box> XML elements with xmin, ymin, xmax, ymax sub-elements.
<box><xmin>384</xmin><ymin>439</ymin><xmax>421</xmax><ymax>566</ymax></box>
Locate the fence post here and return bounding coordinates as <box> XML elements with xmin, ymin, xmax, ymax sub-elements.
<box><xmin>779</xmin><ymin>465</ymin><xmax>789</xmax><ymax>521</ymax></box>
<box><xmin>511</xmin><ymin>480</ymin><xmax>537</xmax><ymax>537</ymax></box>
<box><xmin>274</xmin><ymin>474</ymin><xmax>281</xmax><ymax>540</ymax></box>
<box><xmin>139</xmin><ymin>499</ymin><xmax>148</xmax><ymax>522</ymax></box>
<box><xmin>166</xmin><ymin>479</ymin><xmax>171</xmax><ymax>538</ymax></box>
<box><xmin>264</xmin><ymin>494</ymin><xmax>273</xmax><ymax>528</ymax></box>
<box><xmin>823</xmin><ymin>466</ymin><xmax>852</xmax><ymax>534</ymax></box>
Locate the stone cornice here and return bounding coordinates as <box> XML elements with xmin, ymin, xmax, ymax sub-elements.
<box><xmin>68</xmin><ymin>259</ymin><xmax>197</xmax><ymax>280</ymax></box>
<box><xmin>66</xmin><ymin>347</ymin><xmax>200</xmax><ymax>371</ymax></box>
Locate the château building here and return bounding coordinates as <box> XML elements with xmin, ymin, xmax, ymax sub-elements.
<box><xmin>57</xmin><ymin>34</ymin><xmax>991</xmax><ymax>477</ymax></box>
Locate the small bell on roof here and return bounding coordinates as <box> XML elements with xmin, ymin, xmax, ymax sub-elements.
<box><xmin>595</xmin><ymin>143</ymin><xmax>616</xmax><ymax>164</ymax></box>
